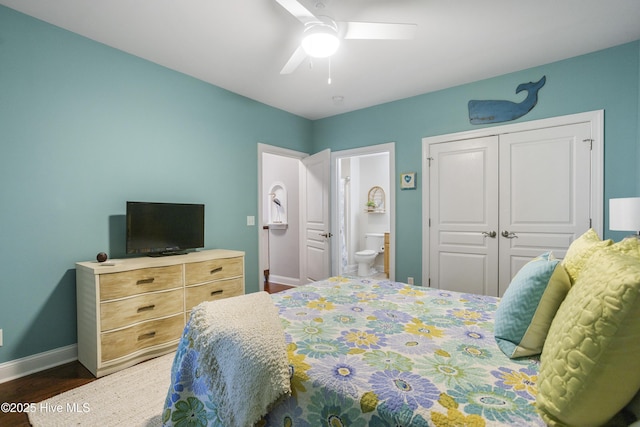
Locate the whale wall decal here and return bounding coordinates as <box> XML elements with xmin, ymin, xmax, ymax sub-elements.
<box><xmin>468</xmin><ymin>76</ymin><xmax>546</xmax><ymax>124</ymax></box>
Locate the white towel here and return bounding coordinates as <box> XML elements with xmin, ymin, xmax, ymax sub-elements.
<box><xmin>188</xmin><ymin>291</ymin><xmax>291</xmax><ymax>427</ymax></box>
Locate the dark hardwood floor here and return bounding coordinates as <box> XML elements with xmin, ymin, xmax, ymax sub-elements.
<box><xmin>0</xmin><ymin>282</ymin><xmax>293</xmax><ymax>427</ymax></box>
<box><xmin>0</xmin><ymin>360</ymin><xmax>95</xmax><ymax>427</ymax></box>
<box><xmin>263</xmin><ymin>281</ymin><xmax>293</xmax><ymax>294</ymax></box>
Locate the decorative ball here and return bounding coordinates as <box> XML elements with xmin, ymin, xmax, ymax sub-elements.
<box><xmin>97</xmin><ymin>252</ymin><xmax>108</xmax><ymax>263</ymax></box>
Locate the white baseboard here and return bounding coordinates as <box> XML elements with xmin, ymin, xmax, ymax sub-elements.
<box><xmin>0</xmin><ymin>344</ymin><xmax>78</xmax><ymax>384</ymax></box>
<box><xmin>268</xmin><ymin>274</ymin><xmax>301</xmax><ymax>287</ymax></box>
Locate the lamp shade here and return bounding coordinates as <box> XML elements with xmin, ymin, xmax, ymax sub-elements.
<box><xmin>302</xmin><ymin>23</ymin><xmax>340</xmax><ymax>58</ymax></box>
<box><xmin>609</xmin><ymin>197</ymin><xmax>640</xmax><ymax>231</ymax></box>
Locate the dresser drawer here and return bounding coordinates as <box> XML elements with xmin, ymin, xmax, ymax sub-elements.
<box><xmin>100</xmin><ymin>314</ymin><xmax>184</xmax><ymax>362</ymax></box>
<box><xmin>185</xmin><ymin>256</ymin><xmax>243</xmax><ymax>285</ymax></box>
<box><xmin>100</xmin><ymin>289</ymin><xmax>184</xmax><ymax>331</ymax></box>
<box><xmin>99</xmin><ymin>265</ymin><xmax>182</xmax><ymax>301</ymax></box>
<box><xmin>185</xmin><ymin>277</ymin><xmax>243</xmax><ymax>310</ymax></box>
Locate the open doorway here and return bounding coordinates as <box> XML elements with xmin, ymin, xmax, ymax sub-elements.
<box><xmin>331</xmin><ymin>143</ymin><xmax>395</xmax><ymax>280</ymax></box>
<box><xmin>258</xmin><ymin>144</ymin><xmax>331</xmax><ymax>289</ymax></box>
<box><xmin>258</xmin><ymin>144</ymin><xmax>307</xmax><ymax>290</ymax></box>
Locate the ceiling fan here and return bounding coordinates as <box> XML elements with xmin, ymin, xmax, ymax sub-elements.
<box><xmin>275</xmin><ymin>0</ymin><xmax>417</xmax><ymax>74</ymax></box>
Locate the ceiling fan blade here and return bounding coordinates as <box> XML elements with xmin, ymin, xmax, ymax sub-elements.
<box><xmin>280</xmin><ymin>46</ymin><xmax>308</xmax><ymax>74</ymax></box>
<box><xmin>274</xmin><ymin>0</ymin><xmax>319</xmax><ymax>25</ymax></box>
<box><xmin>341</xmin><ymin>22</ymin><xmax>417</xmax><ymax>40</ymax></box>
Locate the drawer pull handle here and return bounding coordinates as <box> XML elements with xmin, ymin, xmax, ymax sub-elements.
<box><xmin>211</xmin><ymin>290</ymin><xmax>224</xmax><ymax>296</ymax></box>
<box><xmin>137</xmin><ymin>278</ymin><xmax>155</xmax><ymax>285</ymax></box>
<box><xmin>137</xmin><ymin>304</ymin><xmax>156</xmax><ymax>313</ymax></box>
<box><xmin>138</xmin><ymin>331</ymin><xmax>156</xmax><ymax>340</ymax></box>
<box><xmin>210</xmin><ymin>267</ymin><xmax>223</xmax><ymax>275</ymax></box>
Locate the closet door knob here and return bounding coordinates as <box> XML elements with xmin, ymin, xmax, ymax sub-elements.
<box><xmin>501</xmin><ymin>230</ymin><xmax>518</xmax><ymax>239</ymax></box>
<box><xmin>482</xmin><ymin>231</ymin><xmax>497</xmax><ymax>238</ymax></box>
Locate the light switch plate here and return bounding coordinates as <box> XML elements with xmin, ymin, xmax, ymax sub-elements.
<box><xmin>247</xmin><ymin>216</ymin><xmax>255</xmax><ymax>226</ymax></box>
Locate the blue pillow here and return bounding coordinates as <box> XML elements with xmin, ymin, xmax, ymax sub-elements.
<box><xmin>494</xmin><ymin>252</ymin><xmax>571</xmax><ymax>358</ymax></box>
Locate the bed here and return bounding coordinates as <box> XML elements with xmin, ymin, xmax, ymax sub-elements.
<box><xmin>162</xmin><ymin>230</ymin><xmax>640</xmax><ymax>427</ymax></box>
<box><xmin>162</xmin><ymin>276</ymin><xmax>546</xmax><ymax>427</ymax></box>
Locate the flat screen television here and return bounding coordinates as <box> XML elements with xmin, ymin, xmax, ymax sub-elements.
<box><xmin>126</xmin><ymin>201</ymin><xmax>205</xmax><ymax>256</ymax></box>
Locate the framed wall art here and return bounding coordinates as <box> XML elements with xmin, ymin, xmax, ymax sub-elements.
<box><xmin>400</xmin><ymin>172</ymin><xmax>416</xmax><ymax>190</ymax></box>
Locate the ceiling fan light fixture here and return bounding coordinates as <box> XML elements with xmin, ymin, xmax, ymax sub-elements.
<box><xmin>301</xmin><ymin>23</ymin><xmax>340</xmax><ymax>58</ymax></box>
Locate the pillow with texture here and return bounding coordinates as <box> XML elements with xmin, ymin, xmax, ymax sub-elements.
<box><xmin>560</xmin><ymin>228</ymin><xmax>612</xmax><ymax>283</ymax></box>
<box><xmin>536</xmin><ymin>247</ymin><xmax>640</xmax><ymax>427</ymax></box>
<box><xmin>494</xmin><ymin>252</ymin><xmax>571</xmax><ymax>358</ymax></box>
<box><xmin>608</xmin><ymin>236</ymin><xmax>640</xmax><ymax>258</ymax></box>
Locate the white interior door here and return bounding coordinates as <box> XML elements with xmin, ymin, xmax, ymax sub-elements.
<box><xmin>498</xmin><ymin>122</ymin><xmax>592</xmax><ymax>294</ymax></box>
<box><xmin>428</xmin><ymin>136</ymin><xmax>500</xmax><ymax>295</ymax></box>
<box><xmin>302</xmin><ymin>149</ymin><xmax>331</xmax><ymax>283</ymax></box>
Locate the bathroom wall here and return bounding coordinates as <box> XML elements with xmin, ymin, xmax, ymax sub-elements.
<box><xmin>358</xmin><ymin>154</ymin><xmax>390</xmax><ymax>270</ymax></box>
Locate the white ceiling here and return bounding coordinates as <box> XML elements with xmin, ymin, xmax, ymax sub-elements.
<box><xmin>2</xmin><ymin>0</ymin><xmax>640</xmax><ymax>119</ymax></box>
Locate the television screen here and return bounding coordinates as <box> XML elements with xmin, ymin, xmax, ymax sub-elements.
<box><xmin>126</xmin><ymin>201</ymin><xmax>205</xmax><ymax>256</ymax></box>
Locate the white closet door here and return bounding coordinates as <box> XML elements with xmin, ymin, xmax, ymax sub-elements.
<box><xmin>428</xmin><ymin>136</ymin><xmax>500</xmax><ymax>296</ymax></box>
<box><xmin>498</xmin><ymin>122</ymin><xmax>592</xmax><ymax>295</ymax></box>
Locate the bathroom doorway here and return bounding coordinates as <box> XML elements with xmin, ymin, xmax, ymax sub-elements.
<box><xmin>331</xmin><ymin>143</ymin><xmax>395</xmax><ymax>280</ymax></box>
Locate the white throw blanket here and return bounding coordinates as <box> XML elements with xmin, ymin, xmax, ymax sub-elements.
<box><xmin>187</xmin><ymin>291</ymin><xmax>291</xmax><ymax>427</ymax></box>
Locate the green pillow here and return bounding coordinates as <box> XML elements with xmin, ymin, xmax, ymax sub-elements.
<box><xmin>560</xmin><ymin>228</ymin><xmax>612</xmax><ymax>283</ymax></box>
<box><xmin>494</xmin><ymin>252</ymin><xmax>571</xmax><ymax>358</ymax></box>
<box><xmin>536</xmin><ymin>247</ymin><xmax>640</xmax><ymax>426</ymax></box>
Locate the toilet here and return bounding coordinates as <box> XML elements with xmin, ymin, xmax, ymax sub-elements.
<box><xmin>354</xmin><ymin>233</ymin><xmax>385</xmax><ymax>276</ymax></box>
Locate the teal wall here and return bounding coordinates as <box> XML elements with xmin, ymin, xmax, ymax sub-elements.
<box><xmin>313</xmin><ymin>41</ymin><xmax>640</xmax><ymax>283</ymax></box>
<box><xmin>638</xmin><ymin>41</ymin><xmax>640</xmax><ymax>189</ymax></box>
<box><xmin>0</xmin><ymin>6</ymin><xmax>312</xmax><ymax>363</ymax></box>
<box><xmin>0</xmin><ymin>4</ymin><xmax>639</xmax><ymax>364</ymax></box>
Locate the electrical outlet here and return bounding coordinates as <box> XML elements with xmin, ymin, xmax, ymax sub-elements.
<box><xmin>0</xmin><ymin>329</ymin><xmax>3</xmax><ymax>347</ymax></box>
<box><xmin>407</xmin><ymin>277</ymin><xmax>414</xmax><ymax>285</ymax></box>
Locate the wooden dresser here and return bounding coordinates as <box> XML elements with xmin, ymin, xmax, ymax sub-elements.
<box><xmin>76</xmin><ymin>249</ymin><xmax>244</xmax><ymax>377</ymax></box>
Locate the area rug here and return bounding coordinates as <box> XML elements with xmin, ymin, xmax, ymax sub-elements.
<box><xmin>29</xmin><ymin>353</ymin><xmax>174</xmax><ymax>427</ymax></box>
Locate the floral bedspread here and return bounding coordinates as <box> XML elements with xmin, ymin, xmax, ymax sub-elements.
<box><xmin>163</xmin><ymin>277</ymin><xmax>544</xmax><ymax>426</ymax></box>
